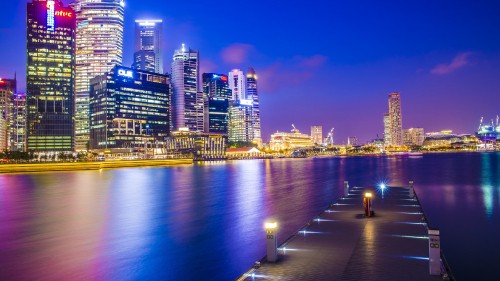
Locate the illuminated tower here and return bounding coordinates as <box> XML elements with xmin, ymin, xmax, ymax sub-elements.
<box><xmin>383</xmin><ymin>113</ymin><xmax>390</xmax><ymax>145</ymax></box>
<box><xmin>246</xmin><ymin>67</ymin><xmax>261</xmax><ymax>145</ymax></box>
<box><xmin>0</xmin><ymin>78</ymin><xmax>16</xmax><ymax>150</ymax></box>
<box><xmin>311</xmin><ymin>126</ymin><xmax>322</xmax><ymax>144</ymax></box>
<box><xmin>388</xmin><ymin>92</ymin><xmax>403</xmax><ymax>146</ymax></box>
<box><xmin>202</xmin><ymin>73</ymin><xmax>230</xmax><ymax>134</ymax></box>
<box><xmin>26</xmin><ymin>0</ymin><xmax>75</xmax><ymax>151</ymax></box>
<box><xmin>171</xmin><ymin>44</ymin><xmax>203</xmax><ymax>131</ymax></box>
<box><xmin>133</xmin><ymin>19</ymin><xmax>163</xmax><ymax>73</ymax></box>
<box><xmin>228</xmin><ymin>69</ymin><xmax>245</xmax><ymax>101</ymax></box>
<box><xmin>72</xmin><ymin>0</ymin><xmax>125</xmax><ymax>151</ymax></box>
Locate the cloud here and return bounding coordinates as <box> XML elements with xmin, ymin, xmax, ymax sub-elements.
<box><xmin>199</xmin><ymin>59</ymin><xmax>217</xmax><ymax>75</ymax></box>
<box><xmin>430</xmin><ymin>52</ymin><xmax>473</xmax><ymax>75</ymax></box>
<box><xmin>220</xmin><ymin>43</ymin><xmax>255</xmax><ymax>64</ymax></box>
<box><xmin>258</xmin><ymin>54</ymin><xmax>327</xmax><ymax>92</ymax></box>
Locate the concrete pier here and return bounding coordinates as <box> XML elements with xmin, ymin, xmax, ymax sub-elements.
<box><xmin>238</xmin><ymin>185</ymin><xmax>453</xmax><ymax>281</ymax></box>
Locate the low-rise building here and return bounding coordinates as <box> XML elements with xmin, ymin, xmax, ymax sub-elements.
<box><xmin>164</xmin><ymin>129</ymin><xmax>227</xmax><ymax>160</ymax></box>
<box><xmin>403</xmin><ymin>128</ymin><xmax>425</xmax><ymax>146</ymax></box>
<box><xmin>270</xmin><ymin>125</ymin><xmax>314</xmax><ymax>151</ymax></box>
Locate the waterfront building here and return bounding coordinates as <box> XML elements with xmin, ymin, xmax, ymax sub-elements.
<box><xmin>476</xmin><ymin>117</ymin><xmax>500</xmax><ymax>143</ymax></box>
<box><xmin>426</xmin><ymin>130</ymin><xmax>453</xmax><ymax>137</ymax></box>
<box><xmin>403</xmin><ymin>128</ymin><xmax>425</xmax><ymax>146</ymax></box>
<box><xmin>27</xmin><ymin>0</ymin><xmax>75</xmax><ymax>151</ymax></box>
<box><xmin>388</xmin><ymin>92</ymin><xmax>403</xmax><ymax>146</ymax></box>
<box><xmin>11</xmin><ymin>93</ymin><xmax>27</xmax><ymax>151</ymax></box>
<box><xmin>202</xmin><ymin>73</ymin><xmax>230</xmax><ymax>134</ymax></box>
<box><xmin>383</xmin><ymin>113</ymin><xmax>390</xmax><ymax>145</ymax></box>
<box><xmin>269</xmin><ymin>125</ymin><xmax>314</xmax><ymax>151</ymax></box>
<box><xmin>0</xmin><ymin>78</ymin><xmax>15</xmax><ymax>150</ymax></box>
<box><xmin>228</xmin><ymin>69</ymin><xmax>245</xmax><ymax>101</ymax></box>
<box><xmin>71</xmin><ymin>0</ymin><xmax>125</xmax><ymax>151</ymax></box>
<box><xmin>246</xmin><ymin>67</ymin><xmax>261</xmax><ymax>145</ymax></box>
<box><xmin>347</xmin><ymin>136</ymin><xmax>358</xmax><ymax>146</ymax></box>
<box><xmin>133</xmin><ymin>20</ymin><xmax>163</xmax><ymax>74</ymax></box>
<box><xmin>171</xmin><ymin>44</ymin><xmax>203</xmax><ymax>132</ymax></box>
<box><xmin>164</xmin><ymin>129</ymin><xmax>226</xmax><ymax>160</ymax></box>
<box><xmin>311</xmin><ymin>126</ymin><xmax>323</xmax><ymax>144</ymax></box>
<box><xmin>226</xmin><ymin>147</ymin><xmax>265</xmax><ymax>159</ymax></box>
<box><xmin>228</xmin><ymin>99</ymin><xmax>253</xmax><ymax>143</ymax></box>
<box><xmin>423</xmin><ymin>134</ymin><xmax>479</xmax><ymax>149</ymax></box>
<box><xmin>89</xmin><ymin>66</ymin><xmax>170</xmax><ymax>151</ymax></box>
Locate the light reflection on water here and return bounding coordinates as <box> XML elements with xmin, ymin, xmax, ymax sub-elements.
<box><xmin>0</xmin><ymin>152</ymin><xmax>499</xmax><ymax>281</ymax></box>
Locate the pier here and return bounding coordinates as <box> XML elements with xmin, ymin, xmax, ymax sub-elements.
<box><xmin>238</xmin><ymin>183</ymin><xmax>453</xmax><ymax>281</ymax></box>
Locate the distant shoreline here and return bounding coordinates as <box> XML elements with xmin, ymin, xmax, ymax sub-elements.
<box><xmin>0</xmin><ymin>159</ymin><xmax>193</xmax><ymax>174</ymax></box>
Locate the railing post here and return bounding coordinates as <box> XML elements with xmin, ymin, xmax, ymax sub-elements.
<box><xmin>409</xmin><ymin>180</ymin><xmax>415</xmax><ymax>198</ymax></box>
<box><xmin>265</xmin><ymin>221</ymin><xmax>278</xmax><ymax>262</ymax></box>
<box><xmin>344</xmin><ymin>181</ymin><xmax>349</xmax><ymax>197</ymax></box>
<box><xmin>428</xmin><ymin>228</ymin><xmax>441</xmax><ymax>275</ymax></box>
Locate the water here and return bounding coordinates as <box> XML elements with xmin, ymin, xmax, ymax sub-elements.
<box><xmin>0</xmin><ymin>153</ymin><xmax>499</xmax><ymax>280</ymax></box>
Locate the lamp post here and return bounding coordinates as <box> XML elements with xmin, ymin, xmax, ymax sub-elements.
<box><xmin>364</xmin><ymin>192</ymin><xmax>373</xmax><ymax>217</ymax></box>
<box><xmin>264</xmin><ymin>221</ymin><xmax>278</xmax><ymax>262</ymax></box>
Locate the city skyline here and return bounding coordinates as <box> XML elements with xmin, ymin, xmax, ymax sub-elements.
<box><xmin>2</xmin><ymin>0</ymin><xmax>500</xmax><ymax>142</ymax></box>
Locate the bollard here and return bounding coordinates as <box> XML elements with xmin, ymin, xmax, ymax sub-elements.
<box><xmin>409</xmin><ymin>181</ymin><xmax>415</xmax><ymax>198</ymax></box>
<box><xmin>264</xmin><ymin>221</ymin><xmax>278</xmax><ymax>262</ymax></box>
<box><xmin>428</xmin><ymin>228</ymin><xmax>441</xmax><ymax>275</ymax></box>
<box><xmin>344</xmin><ymin>181</ymin><xmax>349</xmax><ymax>197</ymax></box>
<box><xmin>363</xmin><ymin>192</ymin><xmax>373</xmax><ymax>217</ymax></box>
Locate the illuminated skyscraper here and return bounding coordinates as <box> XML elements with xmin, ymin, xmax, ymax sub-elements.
<box><xmin>383</xmin><ymin>113</ymin><xmax>390</xmax><ymax>145</ymax></box>
<box><xmin>72</xmin><ymin>0</ymin><xmax>125</xmax><ymax>150</ymax></box>
<box><xmin>202</xmin><ymin>73</ymin><xmax>230</xmax><ymax>134</ymax></box>
<box><xmin>246</xmin><ymin>67</ymin><xmax>261</xmax><ymax>144</ymax></box>
<box><xmin>0</xmin><ymin>78</ymin><xmax>16</xmax><ymax>150</ymax></box>
<box><xmin>26</xmin><ymin>0</ymin><xmax>75</xmax><ymax>151</ymax></box>
<box><xmin>171</xmin><ymin>44</ymin><xmax>203</xmax><ymax>132</ymax></box>
<box><xmin>311</xmin><ymin>126</ymin><xmax>322</xmax><ymax>144</ymax></box>
<box><xmin>11</xmin><ymin>93</ymin><xmax>27</xmax><ymax>151</ymax></box>
<box><xmin>388</xmin><ymin>92</ymin><xmax>403</xmax><ymax>146</ymax></box>
<box><xmin>228</xmin><ymin>99</ymin><xmax>253</xmax><ymax>143</ymax></box>
<box><xmin>228</xmin><ymin>69</ymin><xmax>245</xmax><ymax>101</ymax></box>
<box><xmin>133</xmin><ymin>20</ymin><xmax>163</xmax><ymax>74</ymax></box>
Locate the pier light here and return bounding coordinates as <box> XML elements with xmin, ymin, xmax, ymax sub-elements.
<box><xmin>364</xmin><ymin>192</ymin><xmax>373</xmax><ymax>198</ymax></box>
<box><xmin>379</xmin><ymin>183</ymin><xmax>386</xmax><ymax>190</ymax></box>
<box><xmin>364</xmin><ymin>193</ymin><xmax>374</xmax><ymax>217</ymax></box>
<box><xmin>264</xmin><ymin>221</ymin><xmax>278</xmax><ymax>262</ymax></box>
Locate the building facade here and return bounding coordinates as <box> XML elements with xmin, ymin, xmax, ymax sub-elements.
<box><xmin>388</xmin><ymin>92</ymin><xmax>403</xmax><ymax>146</ymax></box>
<box><xmin>0</xmin><ymin>78</ymin><xmax>16</xmax><ymax>150</ymax></box>
<box><xmin>403</xmin><ymin>128</ymin><xmax>425</xmax><ymax>146</ymax></box>
<box><xmin>89</xmin><ymin>66</ymin><xmax>170</xmax><ymax>150</ymax></box>
<box><xmin>164</xmin><ymin>129</ymin><xmax>227</xmax><ymax>160</ymax></box>
<box><xmin>269</xmin><ymin>126</ymin><xmax>314</xmax><ymax>151</ymax></box>
<box><xmin>202</xmin><ymin>73</ymin><xmax>231</xmax><ymax>134</ymax></box>
<box><xmin>228</xmin><ymin>69</ymin><xmax>245</xmax><ymax>101</ymax></box>
<box><xmin>171</xmin><ymin>44</ymin><xmax>203</xmax><ymax>132</ymax></box>
<box><xmin>311</xmin><ymin>126</ymin><xmax>322</xmax><ymax>144</ymax></box>
<box><xmin>72</xmin><ymin>0</ymin><xmax>125</xmax><ymax>150</ymax></box>
<box><xmin>383</xmin><ymin>113</ymin><xmax>390</xmax><ymax>145</ymax></box>
<box><xmin>27</xmin><ymin>0</ymin><xmax>75</xmax><ymax>151</ymax></box>
<box><xmin>228</xmin><ymin>99</ymin><xmax>253</xmax><ymax>143</ymax></box>
<box><xmin>133</xmin><ymin>19</ymin><xmax>163</xmax><ymax>73</ymax></box>
<box><xmin>246</xmin><ymin>67</ymin><xmax>261</xmax><ymax>145</ymax></box>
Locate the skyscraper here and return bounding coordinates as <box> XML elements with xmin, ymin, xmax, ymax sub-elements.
<box><xmin>171</xmin><ymin>44</ymin><xmax>203</xmax><ymax>132</ymax></box>
<box><xmin>0</xmin><ymin>78</ymin><xmax>15</xmax><ymax>150</ymax></box>
<box><xmin>388</xmin><ymin>92</ymin><xmax>403</xmax><ymax>146</ymax></box>
<box><xmin>26</xmin><ymin>0</ymin><xmax>75</xmax><ymax>151</ymax></box>
<box><xmin>246</xmin><ymin>67</ymin><xmax>261</xmax><ymax>144</ymax></box>
<box><xmin>89</xmin><ymin>66</ymin><xmax>170</xmax><ymax>150</ymax></box>
<box><xmin>383</xmin><ymin>113</ymin><xmax>390</xmax><ymax>145</ymax></box>
<box><xmin>228</xmin><ymin>99</ymin><xmax>253</xmax><ymax>143</ymax></box>
<box><xmin>72</xmin><ymin>0</ymin><xmax>125</xmax><ymax>150</ymax></box>
<box><xmin>133</xmin><ymin>20</ymin><xmax>163</xmax><ymax>74</ymax></box>
<box><xmin>311</xmin><ymin>126</ymin><xmax>322</xmax><ymax>144</ymax></box>
<box><xmin>228</xmin><ymin>69</ymin><xmax>245</xmax><ymax>101</ymax></box>
<box><xmin>202</xmin><ymin>73</ymin><xmax>231</xmax><ymax>134</ymax></box>
<box><xmin>11</xmin><ymin>93</ymin><xmax>26</xmax><ymax>151</ymax></box>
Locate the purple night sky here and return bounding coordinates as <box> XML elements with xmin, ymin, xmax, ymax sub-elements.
<box><xmin>1</xmin><ymin>0</ymin><xmax>500</xmax><ymax>143</ymax></box>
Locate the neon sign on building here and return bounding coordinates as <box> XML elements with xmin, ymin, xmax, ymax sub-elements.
<box><xmin>46</xmin><ymin>1</ymin><xmax>55</xmax><ymax>31</ymax></box>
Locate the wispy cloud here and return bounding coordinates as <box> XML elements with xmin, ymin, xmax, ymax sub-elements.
<box><xmin>220</xmin><ymin>43</ymin><xmax>255</xmax><ymax>64</ymax></box>
<box><xmin>430</xmin><ymin>52</ymin><xmax>473</xmax><ymax>75</ymax></box>
<box><xmin>295</xmin><ymin>55</ymin><xmax>328</xmax><ymax>68</ymax></box>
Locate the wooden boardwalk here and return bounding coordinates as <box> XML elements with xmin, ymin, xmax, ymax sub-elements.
<box><xmin>238</xmin><ymin>186</ymin><xmax>452</xmax><ymax>281</ymax></box>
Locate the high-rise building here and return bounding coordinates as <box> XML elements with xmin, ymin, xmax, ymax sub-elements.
<box><xmin>72</xmin><ymin>0</ymin><xmax>125</xmax><ymax>151</ymax></box>
<box><xmin>383</xmin><ymin>113</ymin><xmax>390</xmax><ymax>145</ymax></box>
<box><xmin>388</xmin><ymin>92</ymin><xmax>403</xmax><ymax>146</ymax></box>
<box><xmin>228</xmin><ymin>69</ymin><xmax>245</xmax><ymax>101</ymax></box>
<box><xmin>202</xmin><ymin>73</ymin><xmax>231</xmax><ymax>134</ymax></box>
<box><xmin>133</xmin><ymin>20</ymin><xmax>163</xmax><ymax>74</ymax></box>
<box><xmin>311</xmin><ymin>126</ymin><xmax>322</xmax><ymax>144</ymax></box>
<box><xmin>0</xmin><ymin>78</ymin><xmax>15</xmax><ymax>150</ymax></box>
<box><xmin>89</xmin><ymin>66</ymin><xmax>170</xmax><ymax>150</ymax></box>
<box><xmin>228</xmin><ymin>99</ymin><xmax>253</xmax><ymax>143</ymax></box>
<box><xmin>27</xmin><ymin>0</ymin><xmax>75</xmax><ymax>151</ymax></box>
<box><xmin>403</xmin><ymin>128</ymin><xmax>425</xmax><ymax>146</ymax></box>
<box><xmin>246</xmin><ymin>67</ymin><xmax>261</xmax><ymax>145</ymax></box>
<box><xmin>11</xmin><ymin>93</ymin><xmax>27</xmax><ymax>151</ymax></box>
<box><xmin>171</xmin><ymin>44</ymin><xmax>203</xmax><ymax>132</ymax></box>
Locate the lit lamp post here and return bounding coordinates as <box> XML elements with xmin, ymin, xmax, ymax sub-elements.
<box><xmin>264</xmin><ymin>221</ymin><xmax>278</xmax><ymax>262</ymax></box>
<box><xmin>364</xmin><ymin>192</ymin><xmax>374</xmax><ymax>217</ymax></box>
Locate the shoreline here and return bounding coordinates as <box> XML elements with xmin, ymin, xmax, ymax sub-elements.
<box><xmin>0</xmin><ymin>159</ymin><xmax>193</xmax><ymax>174</ymax></box>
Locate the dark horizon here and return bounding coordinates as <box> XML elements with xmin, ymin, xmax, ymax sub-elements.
<box><xmin>1</xmin><ymin>0</ymin><xmax>500</xmax><ymax>143</ymax></box>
